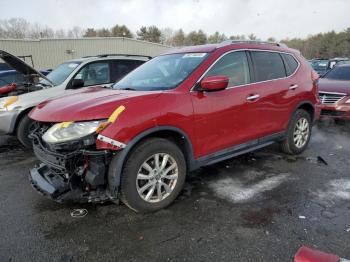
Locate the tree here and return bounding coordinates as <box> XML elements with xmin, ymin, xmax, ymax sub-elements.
<box><xmin>267</xmin><ymin>37</ymin><xmax>276</xmax><ymax>42</ymax></box>
<box><xmin>67</xmin><ymin>26</ymin><xmax>83</xmax><ymax>38</ymax></box>
<box><xmin>185</xmin><ymin>30</ymin><xmax>207</xmax><ymax>45</ymax></box>
<box><xmin>229</xmin><ymin>35</ymin><xmax>246</xmax><ymax>40</ymax></box>
<box><xmin>96</xmin><ymin>28</ymin><xmax>110</xmax><ymax>37</ymax></box>
<box><xmin>248</xmin><ymin>33</ymin><xmax>257</xmax><ymax>40</ymax></box>
<box><xmin>0</xmin><ymin>18</ymin><xmax>29</xmax><ymax>39</ymax></box>
<box><xmin>137</xmin><ymin>25</ymin><xmax>162</xmax><ymax>43</ymax></box>
<box><xmin>160</xmin><ymin>27</ymin><xmax>174</xmax><ymax>45</ymax></box>
<box><xmin>110</xmin><ymin>24</ymin><xmax>133</xmax><ymax>38</ymax></box>
<box><xmin>84</xmin><ymin>28</ymin><xmax>97</xmax><ymax>37</ymax></box>
<box><xmin>208</xmin><ymin>31</ymin><xmax>227</xmax><ymax>43</ymax></box>
<box><xmin>172</xmin><ymin>29</ymin><xmax>185</xmax><ymax>46</ymax></box>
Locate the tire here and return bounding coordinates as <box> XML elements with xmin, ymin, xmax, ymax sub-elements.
<box><xmin>16</xmin><ymin>114</ymin><xmax>35</xmax><ymax>149</ymax></box>
<box><xmin>280</xmin><ymin>109</ymin><xmax>312</xmax><ymax>155</ymax></box>
<box><xmin>120</xmin><ymin>138</ymin><xmax>186</xmax><ymax>212</ymax></box>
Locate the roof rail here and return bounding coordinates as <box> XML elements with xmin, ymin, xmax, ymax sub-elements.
<box><xmin>81</xmin><ymin>54</ymin><xmax>152</xmax><ymax>59</ymax></box>
<box><xmin>218</xmin><ymin>40</ymin><xmax>288</xmax><ymax>48</ymax></box>
<box><xmin>98</xmin><ymin>54</ymin><xmax>152</xmax><ymax>59</ymax></box>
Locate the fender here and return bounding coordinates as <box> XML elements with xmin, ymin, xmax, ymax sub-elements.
<box><xmin>107</xmin><ymin>126</ymin><xmax>196</xmax><ymax>198</ymax></box>
<box><xmin>287</xmin><ymin>100</ymin><xmax>315</xmax><ymax>127</ymax></box>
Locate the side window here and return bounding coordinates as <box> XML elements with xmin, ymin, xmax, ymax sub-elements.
<box><xmin>251</xmin><ymin>51</ymin><xmax>286</xmax><ymax>81</ymax></box>
<box><xmin>73</xmin><ymin>62</ymin><xmax>110</xmax><ymax>87</ymax></box>
<box><xmin>282</xmin><ymin>53</ymin><xmax>299</xmax><ymax>76</ymax></box>
<box><xmin>204</xmin><ymin>51</ymin><xmax>250</xmax><ymax>87</ymax></box>
<box><xmin>111</xmin><ymin>60</ymin><xmax>144</xmax><ymax>82</ymax></box>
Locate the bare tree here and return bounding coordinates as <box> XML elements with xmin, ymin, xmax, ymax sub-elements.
<box><xmin>67</xmin><ymin>26</ymin><xmax>83</xmax><ymax>38</ymax></box>
<box><xmin>0</xmin><ymin>18</ymin><xmax>29</xmax><ymax>38</ymax></box>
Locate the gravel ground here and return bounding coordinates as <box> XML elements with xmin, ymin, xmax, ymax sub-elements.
<box><xmin>0</xmin><ymin>121</ymin><xmax>349</xmax><ymax>262</ymax></box>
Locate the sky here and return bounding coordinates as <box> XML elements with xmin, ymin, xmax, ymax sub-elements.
<box><xmin>1</xmin><ymin>0</ymin><xmax>350</xmax><ymax>40</ymax></box>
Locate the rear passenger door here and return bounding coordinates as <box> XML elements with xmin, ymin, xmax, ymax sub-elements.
<box><xmin>248</xmin><ymin>50</ymin><xmax>294</xmax><ymax>137</ymax></box>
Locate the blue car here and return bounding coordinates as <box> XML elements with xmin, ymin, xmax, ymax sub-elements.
<box><xmin>0</xmin><ymin>69</ymin><xmax>50</xmax><ymax>87</ymax></box>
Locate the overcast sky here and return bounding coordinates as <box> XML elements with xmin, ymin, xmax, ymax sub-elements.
<box><xmin>2</xmin><ymin>0</ymin><xmax>350</xmax><ymax>39</ymax></box>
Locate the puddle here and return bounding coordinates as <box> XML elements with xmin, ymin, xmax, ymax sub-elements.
<box><xmin>242</xmin><ymin>207</ymin><xmax>280</xmax><ymax>227</ymax></box>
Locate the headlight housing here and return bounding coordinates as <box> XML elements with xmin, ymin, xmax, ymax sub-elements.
<box><xmin>43</xmin><ymin>120</ymin><xmax>106</xmax><ymax>144</ymax></box>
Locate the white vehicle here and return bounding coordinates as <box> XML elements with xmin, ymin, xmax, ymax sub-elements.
<box><xmin>0</xmin><ymin>50</ymin><xmax>149</xmax><ymax>147</ymax></box>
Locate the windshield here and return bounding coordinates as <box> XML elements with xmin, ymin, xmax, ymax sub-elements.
<box><xmin>40</xmin><ymin>61</ymin><xmax>81</xmax><ymax>86</ymax></box>
<box><xmin>113</xmin><ymin>53</ymin><xmax>208</xmax><ymax>91</ymax></box>
<box><xmin>324</xmin><ymin>66</ymin><xmax>350</xmax><ymax>81</ymax></box>
<box><xmin>311</xmin><ymin>60</ymin><xmax>329</xmax><ymax>70</ymax></box>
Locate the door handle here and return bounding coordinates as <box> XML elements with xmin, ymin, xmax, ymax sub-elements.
<box><xmin>246</xmin><ymin>94</ymin><xmax>260</xmax><ymax>101</ymax></box>
<box><xmin>289</xmin><ymin>84</ymin><xmax>299</xmax><ymax>90</ymax></box>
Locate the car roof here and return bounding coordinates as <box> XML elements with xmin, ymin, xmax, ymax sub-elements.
<box><xmin>67</xmin><ymin>54</ymin><xmax>150</xmax><ymax>63</ymax></box>
<box><xmin>163</xmin><ymin>40</ymin><xmax>297</xmax><ymax>55</ymax></box>
<box><xmin>334</xmin><ymin>64</ymin><xmax>350</xmax><ymax>68</ymax></box>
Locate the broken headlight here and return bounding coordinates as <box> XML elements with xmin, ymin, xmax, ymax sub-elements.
<box><xmin>42</xmin><ymin>120</ymin><xmax>106</xmax><ymax>144</ymax></box>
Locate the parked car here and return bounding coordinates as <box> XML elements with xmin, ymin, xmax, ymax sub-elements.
<box><xmin>0</xmin><ymin>62</ymin><xmax>12</xmax><ymax>71</ymax></box>
<box><xmin>28</xmin><ymin>41</ymin><xmax>320</xmax><ymax>212</ymax></box>
<box><xmin>318</xmin><ymin>64</ymin><xmax>350</xmax><ymax>120</ymax></box>
<box><xmin>0</xmin><ymin>50</ymin><xmax>149</xmax><ymax>147</ymax></box>
<box><xmin>310</xmin><ymin>58</ymin><xmax>349</xmax><ymax>76</ymax></box>
<box><xmin>0</xmin><ymin>69</ymin><xmax>50</xmax><ymax>91</ymax></box>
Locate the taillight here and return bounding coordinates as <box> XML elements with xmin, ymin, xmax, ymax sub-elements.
<box><xmin>311</xmin><ymin>70</ymin><xmax>320</xmax><ymax>100</ymax></box>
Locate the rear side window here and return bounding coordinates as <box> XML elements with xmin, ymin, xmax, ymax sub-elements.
<box><xmin>204</xmin><ymin>51</ymin><xmax>250</xmax><ymax>87</ymax></box>
<box><xmin>282</xmin><ymin>54</ymin><xmax>299</xmax><ymax>76</ymax></box>
<box><xmin>111</xmin><ymin>60</ymin><xmax>145</xmax><ymax>82</ymax></box>
<box><xmin>251</xmin><ymin>51</ymin><xmax>286</xmax><ymax>82</ymax></box>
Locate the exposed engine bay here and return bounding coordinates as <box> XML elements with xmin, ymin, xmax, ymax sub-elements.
<box><xmin>0</xmin><ymin>74</ymin><xmax>47</xmax><ymax>98</ymax></box>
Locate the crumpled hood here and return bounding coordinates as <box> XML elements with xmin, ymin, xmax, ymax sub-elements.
<box><xmin>29</xmin><ymin>86</ymin><xmax>162</xmax><ymax>122</ymax></box>
<box><xmin>318</xmin><ymin>78</ymin><xmax>350</xmax><ymax>95</ymax></box>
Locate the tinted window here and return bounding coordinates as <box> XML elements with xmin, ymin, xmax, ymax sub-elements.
<box><xmin>74</xmin><ymin>62</ymin><xmax>110</xmax><ymax>87</ymax></box>
<box><xmin>252</xmin><ymin>51</ymin><xmax>286</xmax><ymax>81</ymax></box>
<box><xmin>324</xmin><ymin>66</ymin><xmax>350</xmax><ymax>81</ymax></box>
<box><xmin>112</xmin><ymin>60</ymin><xmax>145</xmax><ymax>82</ymax></box>
<box><xmin>113</xmin><ymin>53</ymin><xmax>208</xmax><ymax>91</ymax></box>
<box><xmin>282</xmin><ymin>54</ymin><xmax>299</xmax><ymax>76</ymax></box>
<box><xmin>204</xmin><ymin>51</ymin><xmax>250</xmax><ymax>87</ymax></box>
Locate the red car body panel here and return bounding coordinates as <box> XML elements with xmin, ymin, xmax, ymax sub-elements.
<box><xmin>318</xmin><ymin>78</ymin><xmax>350</xmax><ymax>120</ymax></box>
<box><xmin>30</xmin><ymin>43</ymin><xmax>319</xmax><ymax>161</ymax></box>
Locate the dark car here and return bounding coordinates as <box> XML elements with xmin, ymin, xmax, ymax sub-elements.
<box><xmin>0</xmin><ymin>69</ymin><xmax>50</xmax><ymax>87</ymax></box>
<box><xmin>318</xmin><ymin>64</ymin><xmax>350</xmax><ymax>120</ymax></box>
<box><xmin>0</xmin><ymin>62</ymin><xmax>12</xmax><ymax>71</ymax></box>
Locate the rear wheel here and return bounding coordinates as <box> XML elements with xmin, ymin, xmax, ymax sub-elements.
<box><xmin>280</xmin><ymin>109</ymin><xmax>312</xmax><ymax>155</ymax></box>
<box><xmin>17</xmin><ymin>114</ymin><xmax>35</xmax><ymax>149</ymax></box>
<box><xmin>120</xmin><ymin>138</ymin><xmax>186</xmax><ymax>212</ymax></box>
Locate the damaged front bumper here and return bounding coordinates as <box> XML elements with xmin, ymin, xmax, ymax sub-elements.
<box><xmin>29</xmin><ymin>133</ymin><xmax>114</xmax><ymax>203</ymax></box>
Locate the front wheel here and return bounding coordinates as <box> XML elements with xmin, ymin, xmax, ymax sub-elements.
<box><xmin>120</xmin><ymin>138</ymin><xmax>186</xmax><ymax>212</ymax></box>
<box><xmin>280</xmin><ymin>109</ymin><xmax>312</xmax><ymax>155</ymax></box>
<box><xmin>17</xmin><ymin>114</ymin><xmax>35</xmax><ymax>149</ymax></box>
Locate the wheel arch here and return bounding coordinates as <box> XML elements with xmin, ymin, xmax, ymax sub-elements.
<box><xmin>289</xmin><ymin>101</ymin><xmax>315</xmax><ymax>126</ymax></box>
<box><xmin>12</xmin><ymin>107</ymin><xmax>34</xmax><ymax>135</ymax></box>
<box><xmin>107</xmin><ymin>126</ymin><xmax>196</xmax><ymax>198</ymax></box>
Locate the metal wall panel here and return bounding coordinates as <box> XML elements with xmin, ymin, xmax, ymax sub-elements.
<box><xmin>0</xmin><ymin>38</ymin><xmax>171</xmax><ymax>69</ymax></box>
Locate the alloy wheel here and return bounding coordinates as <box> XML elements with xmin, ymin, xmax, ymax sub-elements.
<box><xmin>136</xmin><ymin>153</ymin><xmax>178</xmax><ymax>203</ymax></box>
<box><xmin>293</xmin><ymin>117</ymin><xmax>310</xmax><ymax>148</ymax></box>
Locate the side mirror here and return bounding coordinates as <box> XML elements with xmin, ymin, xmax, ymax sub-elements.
<box><xmin>200</xmin><ymin>75</ymin><xmax>229</xmax><ymax>91</ymax></box>
<box><xmin>70</xmin><ymin>79</ymin><xmax>84</xmax><ymax>89</ymax></box>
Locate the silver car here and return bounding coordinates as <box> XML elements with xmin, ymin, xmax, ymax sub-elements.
<box><xmin>0</xmin><ymin>51</ymin><xmax>149</xmax><ymax>147</ymax></box>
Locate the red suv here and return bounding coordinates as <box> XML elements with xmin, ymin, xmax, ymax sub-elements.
<box><xmin>29</xmin><ymin>41</ymin><xmax>320</xmax><ymax>212</ymax></box>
